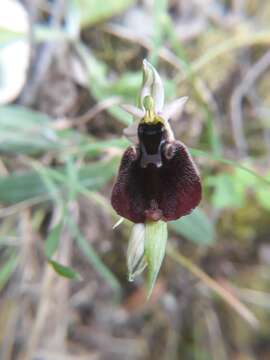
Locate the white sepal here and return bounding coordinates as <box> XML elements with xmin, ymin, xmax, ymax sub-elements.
<box><xmin>163</xmin><ymin>96</ymin><xmax>188</xmax><ymax>120</ymax></box>
<box><xmin>123</xmin><ymin>120</ymin><xmax>139</xmax><ymax>143</ymax></box>
<box><xmin>120</xmin><ymin>104</ymin><xmax>144</xmax><ymax>119</ymax></box>
<box><xmin>127</xmin><ymin>223</ymin><xmax>147</xmax><ymax>281</ymax></box>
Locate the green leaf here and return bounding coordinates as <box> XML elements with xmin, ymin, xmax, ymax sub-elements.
<box><xmin>0</xmin><ymin>105</ymin><xmax>52</xmax><ymax>129</ymax></box>
<box><xmin>68</xmin><ymin>218</ymin><xmax>121</xmax><ymax>296</ymax></box>
<box><xmin>145</xmin><ymin>220</ymin><xmax>168</xmax><ymax>298</ymax></box>
<box><xmin>169</xmin><ymin>209</ymin><xmax>215</xmax><ymax>245</ymax></box>
<box><xmin>190</xmin><ymin>148</ymin><xmax>270</xmax><ymax>186</ymax></box>
<box><xmin>208</xmin><ymin>174</ymin><xmax>243</xmax><ymax>209</ymax></box>
<box><xmin>0</xmin><ymin>157</ymin><xmax>119</xmax><ymax>204</ymax></box>
<box><xmin>48</xmin><ymin>259</ymin><xmax>81</xmax><ymax>280</ymax></box>
<box><xmin>234</xmin><ymin>167</ymin><xmax>270</xmax><ymax>211</ymax></box>
<box><xmin>0</xmin><ymin>105</ymin><xmax>98</xmax><ymax>155</ymax></box>
<box><xmin>234</xmin><ymin>167</ymin><xmax>257</xmax><ymax>187</ymax></box>
<box><xmin>256</xmin><ymin>186</ymin><xmax>270</xmax><ymax>211</ymax></box>
<box><xmin>77</xmin><ymin>0</ymin><xmax>135</xmax><ymax>28</ymax></box>
<box><xmin>0</xmin><ymin>105</ymin><xmax>60</xmax><ymax>154</ymax></box>
<box><xmin>0</xmin><ymin>252</ymin><xmax>18</xmax><ymax>291</ymax></box>
<box><xmin>45</xmin><ymin>223</ymin><xmax>63</xmax><ymax>259</ymax></box>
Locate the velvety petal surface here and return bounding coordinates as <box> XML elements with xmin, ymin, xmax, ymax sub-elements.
<box><xmin>111</xmin><ymin>146</ymin><xmax>146</xmax><ymax>223</ymax></box>
<box><xmin>111</xmin><ymin>141</ymin><xmax>201</xmax><ymax>223</ymax></box>
<box><xmin>158</xmin><ymin>141</ymin><xmax>201</xmax><ymax>221</ymax></box>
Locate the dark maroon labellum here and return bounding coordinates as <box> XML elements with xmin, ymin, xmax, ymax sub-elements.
<box><xmin>111</xmin><ymin>122</ymin><xmax>201</xmax><ymax>223</ymax></box>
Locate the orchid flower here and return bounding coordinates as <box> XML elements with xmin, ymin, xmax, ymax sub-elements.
<box><xmin>111</xmin><ymin>60</ymin><xmax>202</xmax><ymax>283</ymax></box>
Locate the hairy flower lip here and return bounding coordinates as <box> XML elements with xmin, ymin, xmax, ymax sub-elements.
<box><xmin>111</xmin><ymin>140</ymin><xmax>201</xmax><ymax>224</ymax></box>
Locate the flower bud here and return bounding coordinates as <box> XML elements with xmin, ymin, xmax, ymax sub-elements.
<box><xmin>127</xmin><ymin>223</ymin><xmax>147</xmax><ymax>281</ymax></box>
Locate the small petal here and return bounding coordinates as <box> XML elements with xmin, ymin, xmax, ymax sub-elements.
<box><xmin>163</xmin><ymin>96</ymin><xmax>188</xmax><ymax>120</ymax></box>
<box><xmin>120</xmin><ymin>104</ymin><xmax>144</xmax><ymax>119</ymax></box>
<box><xmin>123</xmin><ymin>120</ymin><xmax>140</xmax><ymax>143</ymax></box>
<box><xmin>140</xmin><ymin>59</ymin><xmax>164</xmax><ymax>113</ymax></box>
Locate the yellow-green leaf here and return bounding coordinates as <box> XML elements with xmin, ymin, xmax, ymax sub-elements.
<box><xmin>77</xmin><ymin>0</ymin><xmax>135</xmax><ymax>28</ymax></box>
<box><xmin>49</xmin><ymin>259</ymin><xmax>81</xmax><ymax>280</ymax></box>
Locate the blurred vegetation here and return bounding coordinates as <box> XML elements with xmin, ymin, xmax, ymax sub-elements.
<box><xmin>0</xmin><ymin>0</ymin><xmax>270</xmax><ymax>359</ymax></box>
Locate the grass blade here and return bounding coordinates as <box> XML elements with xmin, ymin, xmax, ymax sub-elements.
<box><xmin>169</xmin><ymin>209</ymin><xmax>215</xmax><ymax>245</ymax></box>
<box><xmin>45</xmin><ymin>222</ymin><xmax>63</xmax><ymax>259</ymax></box>
<box><xmin>167</xmin><ymin>246</ymin><xmax>259</xmax><ymax>329</ymax></box>
<box><xmin>0</xmin><ymin>252</ymin><xmax>18</xmax><ymax>291</ymax></box>
<box><xmin>67</xmin><ymin>218</ymin><xmax>121</xmax><ymax>297</ymax></box>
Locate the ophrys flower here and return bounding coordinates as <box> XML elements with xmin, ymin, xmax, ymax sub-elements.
<box><xmin>111</xmin><ymin>60</ymin><xmax>201</xmax><ymax>223</ymax></box>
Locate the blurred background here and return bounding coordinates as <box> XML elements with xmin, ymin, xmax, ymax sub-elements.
<box><xmin>0</xmin><ymin>0</ymin><xmax>270</xmax><ymax>359</ymax></box>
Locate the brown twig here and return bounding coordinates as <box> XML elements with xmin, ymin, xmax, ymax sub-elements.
<box><xmin>53</xmin><ymin>96</ymin><xmax>122</xmax><ymax>130</ymax></box>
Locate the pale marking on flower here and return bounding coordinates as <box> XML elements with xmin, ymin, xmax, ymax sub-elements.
<box><xmin>164</xmin><ymin>142</ymin><xmax>175</xmax><ymax>160</ymax></box>
<box><xmin>144</xmin><ymin>199</ymin><xmax>163</xmax><ymax>221</ymax></box>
